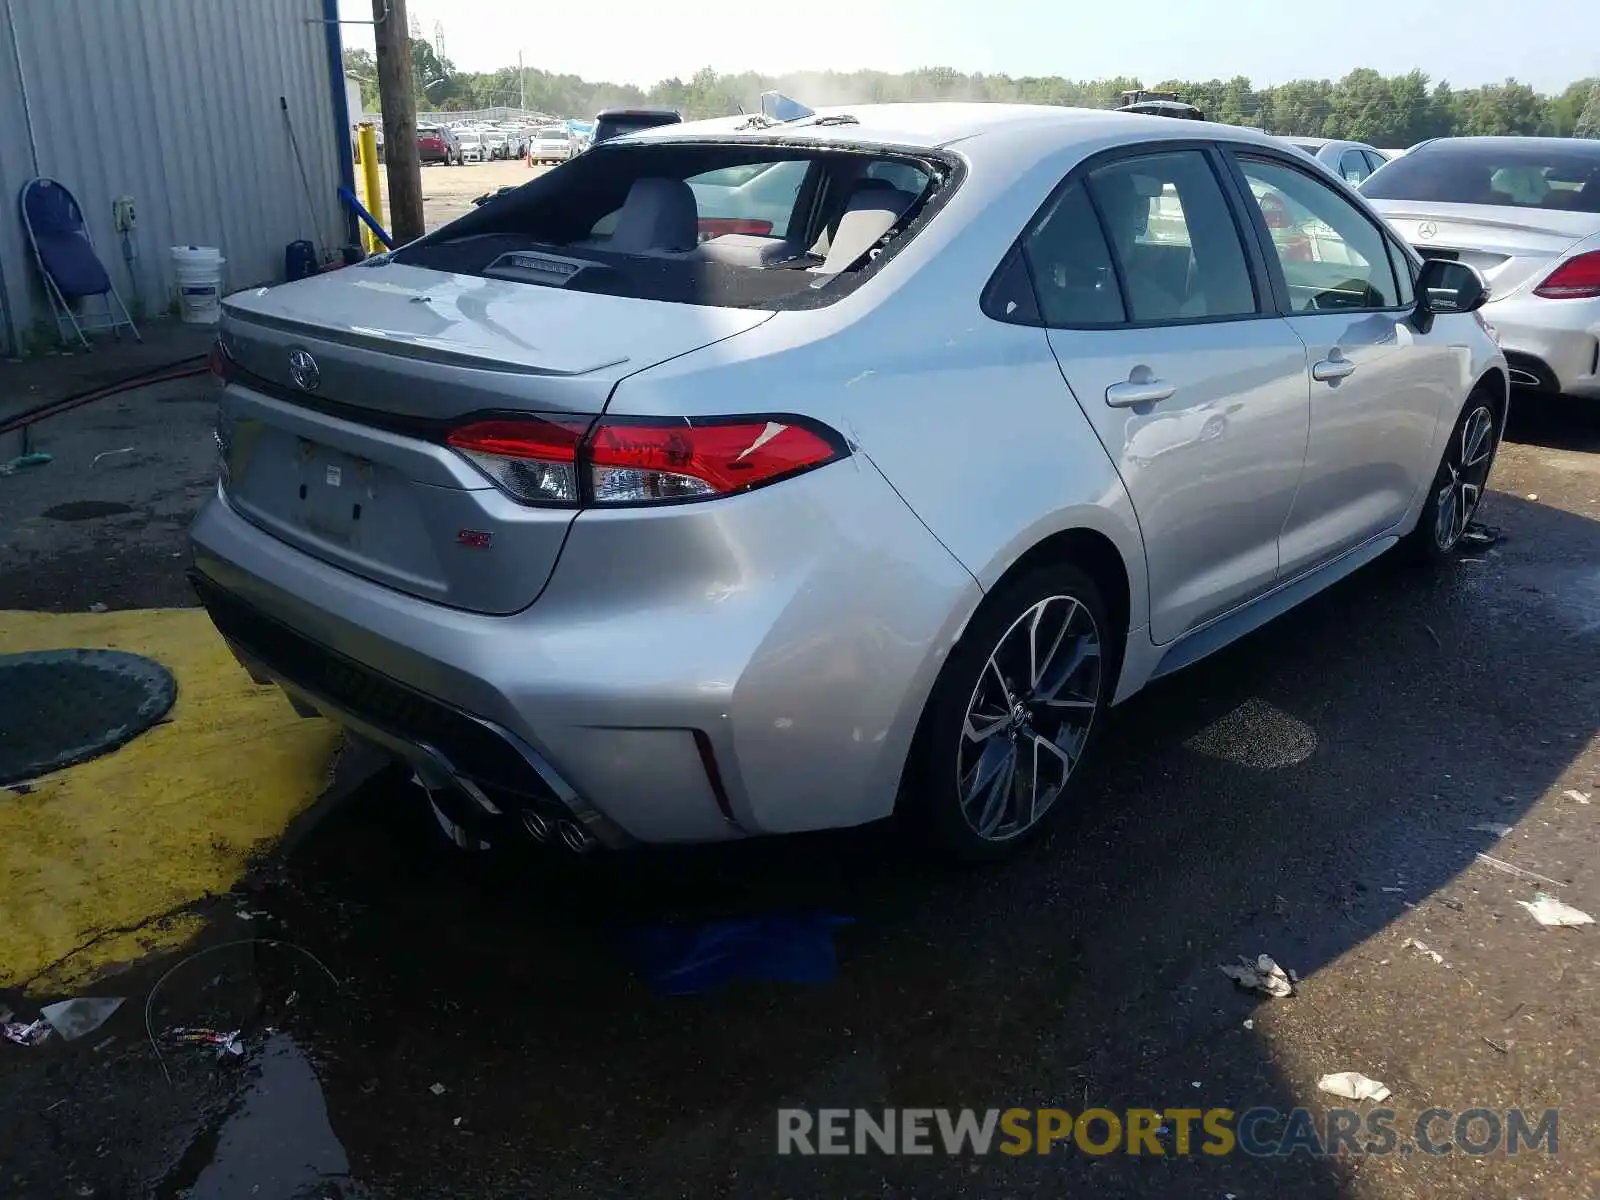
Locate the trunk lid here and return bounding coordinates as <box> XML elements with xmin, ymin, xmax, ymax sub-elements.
<box><xmin>1367</xmin><ymin>200</ymin><xmax>1600</xmax><ymax>299</ymax></box>
<box><xmin>217</xmin><ymin>262</ymin><xmax>773</xmax><ymax>614</ymax></box>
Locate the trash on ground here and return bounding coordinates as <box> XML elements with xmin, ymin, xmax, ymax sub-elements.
<box><xmin>3</xmin><ymin>1019</ymin><xmax>52</xmax><ymax>1046</ymax></box>
<box><xmin>1242</xmin><ymin>1018</ymin><xmax>1255</xmax><ymax>1030</ymax></box>
<box><xmin>1317</xmin><ymin>1071</ymin><xmax>1392</xmax><ymax>1102</ymax></box>
<box><xmin>1563</xmin><ymin>789</ymin><xmax>1591</xmax><ymax>805</ymax></box>
<box><xmin>0</xmin><ymin>451</ymin><xmax>53</xmax><ymax>476</ymax></box>
<box><xmin>1219</xmin><ymin>954</ymin><xmax>1296</xmax><ymax>999</ymax></box>
<box><xmin>1402</xmin><ymin>938</ymin><xmax>1445</xmax><ymax>964</ymax></box>
<box><xmin>1482</xmin><ymin>1036</ymin><xmax>1509</xmax><ymax>1054</ymax></box>
<box><xmin>1470</xmin><ymin>822</ymin><xmax>1513</xmax><ymax>838</ymax></box>
<box><xmin>91</xmin><ymin>446</ymin><xmax>135</xmax><ymax>466</ymax></box>
<box><xmin>1475</xmin><ymin>853</ymin><xmax>1564</xmax><ymax>888</ymax></box>
<box><xmin>429</xmin><ymin>1082</ymin><xmax>446</xmax><ymax>1096</ymax></box>
<box><xmin>40</xmin><ymin>997</ymin><xmax>123</xmax><ymax>1042</ymax></box>
<box><xmin>624</xmin><ymin>912</ymin><xmax>855</xmax><ymax>996</ymax></box>
<box><xmin>1517</xmin><ymin>893</ymin><xmax>1595</xmax><ymax>928</ymax></box>
<box><xmin>169</xmin><ymin>1027</ymin><xmax>246</xmax><ymax>1058</ymax></box>
<box><xmin>1458</xmin><ymin>521</ymin><xmax>1502</xmax><ymax>550</ymax></box>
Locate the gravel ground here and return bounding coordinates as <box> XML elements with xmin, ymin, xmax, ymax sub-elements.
<box><xmin>1</xmin><ymin>386</ymin><xmax>1597</xmax><ymax>1199</ymax></box>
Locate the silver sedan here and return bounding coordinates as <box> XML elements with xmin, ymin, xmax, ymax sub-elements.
<box><xmin>1280</xmin><ymin>136</ymin><xmax>1392</xmax><ymax>186</ymax></box>
<box><xmin>1363</xmin><ymin>136</ymin><xmax>1600</xmax><ymax>399</ymax></box>
<box><xmin>191</xmin><ymin>103</ymin><xmax>1506</xmax><ymax>862</ymax></box>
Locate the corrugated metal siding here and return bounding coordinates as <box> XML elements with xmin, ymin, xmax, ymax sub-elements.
<box><xmin>0</xmin><ymin>0</ymin><xmax>344</xmax><ymax>355</ymax></box>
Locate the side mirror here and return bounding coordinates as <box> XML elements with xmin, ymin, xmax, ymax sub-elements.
<box><xmin>1416</xmin><ymin>257</ymin><xmax>1489</xmax><ymax>316</ymax></box>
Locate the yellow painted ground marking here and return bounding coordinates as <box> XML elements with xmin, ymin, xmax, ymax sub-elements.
<box><xmin>0</xmin><ymin>608</ymin><xmax>340</xmax><ymax>993</ymax></box>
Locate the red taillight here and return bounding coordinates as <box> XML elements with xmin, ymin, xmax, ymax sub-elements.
<box><xmin>1534</xmin><ymin>251</ymin><xmax>1600</xmax><ymax>300</ymax></box>
<box><xmin>445</xmin><ymin>415</ymin><xmax>847</xmax><ymax>506</ymax></box>
<box><xmin>697</xmin><ymin>217</ymin><xmax>775</xmax><ymax>239</ymax></box>
<box><xmin>208</xmin><ymin>337</ymin><xmax>233</xmax><ymax>385</ymax></box>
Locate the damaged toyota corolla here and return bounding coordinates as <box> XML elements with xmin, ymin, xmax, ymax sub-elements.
<box><xmin>192</xmin><ymin>97</ymin><xmax>1506</xmax><ymax>861</ymax></box>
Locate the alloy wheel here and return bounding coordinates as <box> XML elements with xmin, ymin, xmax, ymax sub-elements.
<box><xmin>1433</xmin><ymin>405</ymin><xmax>1496</xmax><ymax>551</ymax></box>
<box><xmin>956</xmin><ymin>594</ymin><xmax>1103</xmax><ymax>842</ymax></box>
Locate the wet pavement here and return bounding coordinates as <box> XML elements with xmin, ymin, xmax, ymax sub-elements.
<box><xmin>2</xmin><ymin>396</ymin><xmax>1598</xmax><ymax>1198</ymax></box>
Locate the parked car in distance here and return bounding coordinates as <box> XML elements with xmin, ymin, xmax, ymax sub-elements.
<box><xmin>1280</xmin><ymin>136</ymin><xmax>1390</xmax><ymax>186</ymax></box>
<box><xmin>194</xmin><ymin>103</ymin><xmax>1506</xmax><ymax>864</ymax></box>
<box><xmin>593</xmin><ymin>106</ymin><xmax>681</xmax><ymax>144</ymax></box>
<box><xmin>529</xmin><ymin>124</ymin><xmax>574</xmax><ymax>164</ymax></box>
<box><xmin>1363</xmin><ymin>136</ymin><xmax>1600</xmax><ymax>399</ymax></box>
<box><xmin>415</xmin><ymin>125</ymin><xmax>461</xmax><ymax>166</ymax></box>
<box><xmin>457</xmin><ymin>131</ymin><xmax>486</xmax><ymax>164</ymax></box>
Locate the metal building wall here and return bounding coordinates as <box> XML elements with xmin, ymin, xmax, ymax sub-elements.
<box><xmin>0</xmin><ymin>0</ymin><xmax>345</xmax><ymax>356</ymax></box>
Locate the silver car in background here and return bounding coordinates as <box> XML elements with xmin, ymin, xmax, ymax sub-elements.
<box><xmin>1363</xmin><ymin>136</ymin><xmax>1600</xmax><ymax>399</ymax></box>
<box><xmin>1281</xmin><ymin>136</ymin><xmax>1391</xmax><ymax>186</ymax></box>
<box><xmin>191</xmin><ymin>104</ymin><xmax>1506</xmax><ymax>862</ymax></box>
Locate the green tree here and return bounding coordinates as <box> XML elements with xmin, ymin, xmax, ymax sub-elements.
<box><xmin>1545</xmin><ymin>78</ymin><xmax>1599</xmax><ymax>135</ymax></box>
<box><xmin>341</xmin><ymin>48</ymin><xmax>378</xmax><ymax>110</ymax></box>
<box><xmin>1327</xmin><ymin>68</ymin><xmax>1397</xmax><ymax>143</ymax></box>
<box><xmin>1574</xmin><ymin>84</ymin><xmax>1600</xmax><ymax>138</ymax></box>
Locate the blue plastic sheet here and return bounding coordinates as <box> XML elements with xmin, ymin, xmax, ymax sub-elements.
<box><xmin>626</xmin><ymin>912</ymin><xmax>854</xmax><ymax>995</ymax></box>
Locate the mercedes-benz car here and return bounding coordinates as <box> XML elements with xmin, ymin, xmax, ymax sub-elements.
<box><xmin>1362</xmin><ymin>136</ymin><xmax>1600</xmax><ymax>399</ymax></box>
<box><xmin>192</xmin><ymin>102</ymin><xmax>1506</xmax><ymax>862</ymax></box>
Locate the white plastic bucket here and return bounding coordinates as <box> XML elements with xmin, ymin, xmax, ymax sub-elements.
<box><xmin>171</xmin><ymin>245</ymin><xmax>225</xmax><ymax>325</ymax></box>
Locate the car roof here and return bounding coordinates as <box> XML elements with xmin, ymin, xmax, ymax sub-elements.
<box><xmin>1408</xmin><ymin>135</ymin><xmax>1600</xmax><ymax>155</ymax></box>
<box><xmin>597</xmin><ymin>106</ymin><xmax>680</xmax><ymax>119</ymax></box>
<box><xmin>624</xmin><ymin>102</ymin><xmax>1296</xmax><ymax>160</ymax></box>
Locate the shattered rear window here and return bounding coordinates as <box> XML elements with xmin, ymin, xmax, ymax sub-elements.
<box><xmin>393</xmin><ymin>141</ymin><xmax>956</xmax><ymax>310</ymax></box>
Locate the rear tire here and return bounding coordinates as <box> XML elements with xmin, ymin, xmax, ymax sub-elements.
<box><xmin>904</xmin><ymin>562</ymin><xmax>1115</xmax><ymax>863</ymax></box>
<box><xmin>1402</xmin><ymin>390</ymin><xmax>1503</xmax><ymax>564</ymax></box>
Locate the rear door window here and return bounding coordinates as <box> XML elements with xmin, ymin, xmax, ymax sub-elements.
<box><xmin>1084</xmin><ymin>150</ymin><xmax>1259</xmax><ymax>323</ymax></box>
<box><xmin>1339</xmin><ymin>150</ymin><xmax>1373</xmax><ymax>185</ymax></box>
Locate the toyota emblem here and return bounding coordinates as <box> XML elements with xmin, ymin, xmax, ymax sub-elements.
<box><xmin>1417</xmin><ymin>221</ymin><xmax>1438</xmax><ymax>241</ymax></box>
<box><xmin>288</xmin><ymin>347</ymin><xmax>320</xmax><ymax>392</ymax></box>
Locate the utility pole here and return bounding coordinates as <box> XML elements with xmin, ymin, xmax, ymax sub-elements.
<box><xmin>373</xmin><ymin>0</ymin><xmax>424</xmax><ymax>244</ymax></box>
<box><xmin>518</xmin><ymin>50</ymin><xmax>524</xmax><ymax>114</ymax></box>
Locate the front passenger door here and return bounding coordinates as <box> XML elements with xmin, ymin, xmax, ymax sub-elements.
<box><xmin>1025</xmin><ymin>146</ymin><xmax>1312</xmax><ymax>645</ymax></box>
<box><xmin>1229</xmin><ymin>152</ymin><xmax>1450</xmax><ymax>575</ymax></box>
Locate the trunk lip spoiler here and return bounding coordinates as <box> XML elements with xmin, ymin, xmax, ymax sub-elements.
<box><xmin>219</xmin><ymin>304</ymin><xmax>629</xmax><ymax>378</ymax></box>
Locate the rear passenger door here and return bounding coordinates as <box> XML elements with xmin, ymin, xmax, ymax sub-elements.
<box><xmin>1022</xmin><ymin>145</ymin><xmax>1312</xmax><ymax>644</ymax></box>
<box><xmin>1226</xmin><ymin>150</ymin><xmax>1449</xmax><ymax>574</ymax></box>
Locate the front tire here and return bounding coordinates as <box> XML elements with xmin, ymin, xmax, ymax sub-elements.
<box><xmin>1403</xmin><ymin>391</ymin><xmax>1502</xmax><ymax>563</ymax></box>
<box><xmin>906</xmin><ymin>563</ymin><xmax>1115</xmax><ymax>863</ymax></box>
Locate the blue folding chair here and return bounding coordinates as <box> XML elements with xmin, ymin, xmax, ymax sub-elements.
<box><xmin>19</xmin><ymin>177</ymin><xmax>141</xmax><ymax>350</ymax></box>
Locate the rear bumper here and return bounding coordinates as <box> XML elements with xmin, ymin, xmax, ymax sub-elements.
<box><xmin>1484</xmin><ymin>294</ymin><xmax>1600</xmax><ymax>398</ymax></box>
<box><xmin>189</xmin><ymin>457</ymin><xmax>980</xmax><ymax>846</ymax></box>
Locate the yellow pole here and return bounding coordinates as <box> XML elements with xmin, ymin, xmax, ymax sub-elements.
<box><xmin>357</xmin><ymin>123</ymin><xmax>384</xmax><ymax>255</ymax></box>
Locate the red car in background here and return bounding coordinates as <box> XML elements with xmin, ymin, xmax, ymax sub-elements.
<box><xmin>417</xmin><ymin>125</ymin><xmax>463</xmax><ymax>166</ymax></box>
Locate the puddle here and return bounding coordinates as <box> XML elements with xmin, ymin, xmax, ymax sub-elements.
<box><xmin>41</xmin><ymin>500</ymin><xmax>135</xmax><ymax>521</ymax></box>
<box><xmin>159</xmin><ymin>1033</ymin><xmax>366</xmax><ymax>1200</ymax></box>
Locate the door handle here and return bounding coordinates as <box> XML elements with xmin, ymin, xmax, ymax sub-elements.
<box><xmin>1312</xmin><ymin>356</ymin><xmax>1357</xmax><ymax>382</ymax></box>
<box><xmin>1105</xmin><ymin>379</ymin><xmax>1177</xmax><ymax>407</ymax></box>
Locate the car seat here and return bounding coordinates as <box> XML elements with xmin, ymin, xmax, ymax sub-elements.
<box><xmin>606</xmin><ymin>177</ymin><xmax>700</xmax><ymax>254</ymax></box>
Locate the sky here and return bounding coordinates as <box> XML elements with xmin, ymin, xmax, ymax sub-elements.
<box><xmin>337</xmin><ymin>0</ymin><xmax>1594</xmax><ymax>95</ymax></box>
